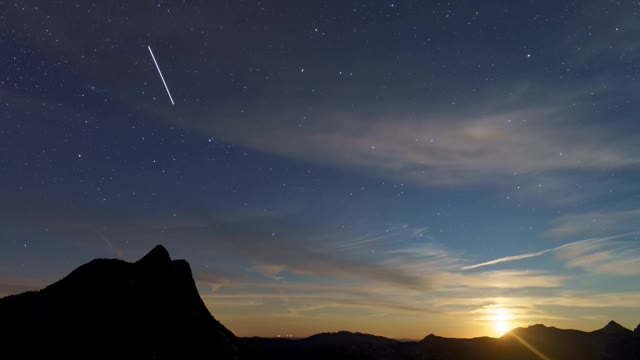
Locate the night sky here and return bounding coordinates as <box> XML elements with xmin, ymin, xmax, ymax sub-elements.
<box><xmin>2</xmin><ymin>0</ymin><xmax>640</xmax><ymax>339</ymax></box>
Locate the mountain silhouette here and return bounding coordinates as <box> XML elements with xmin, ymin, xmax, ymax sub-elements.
<box><xmin>241</xmin><ymin>331</ymin><xmax>407</xmax><ymax>359</ymax></box>
<box><xmin>0</xmin><ymin>245</ymin><xmax>238</xmax><ymax>359</ymax></box>
<box><xmin>241</xmin><ymin>322</ymin><xmax>640</xmax><ymax>359</ymax></box>
<box><xmin>2</xmin><ymin>245</ymin><xmax>639</xmax><ymax>360</ymax></box>
<box><xmin>592</xmin><ymin>320</ymin><xmax>634</xmax><ymax>335</ymax></box>
<box><xmin>303</xmin><ymin>330</ymin><xmax>399</xmax><ymax>347</ymax></box>
<box><xmin>498</xmin><ymin>322</ymin><xmax>640</xmax><ymax>360</ymax></box>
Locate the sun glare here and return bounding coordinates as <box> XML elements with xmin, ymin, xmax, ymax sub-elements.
<box><xmin>490</xmin><ymin>308</ymin><xmax>513</xmax><ymax>336</ymax></box>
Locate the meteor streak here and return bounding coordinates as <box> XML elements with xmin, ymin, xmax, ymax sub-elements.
<box><xmin>147</xmin><ymin>46</ymin><xmax>175</xmax><ymax>105</ymax></box>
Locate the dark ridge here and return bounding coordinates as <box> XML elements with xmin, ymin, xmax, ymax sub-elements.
<box><xmin>0</xmin><ymin>245</ymin><xmax>238</xmax><ymax>359</ymax></box>
<box><xmin>421</xmin><ymin>333</ymin><xmax>438</xmax><ymax>341</ymax></box>
<box><xmin>592</xmin><ymin>320</ymin><xmax>633</xmax><ymax>335</ymax></box>
<box><xmin>242</xmin><ymin>330</ymin><xmax>404</xmax><ymax>360</ymax></box>
<box><xmin>302</xmin><ymin>330</ymin><xmax>398</xmax><ymax>346</ymax></box>
<box><xmin>137</xmin><ymin>244</ymin><xmax>172</xmax><ymax>266</ymax></box>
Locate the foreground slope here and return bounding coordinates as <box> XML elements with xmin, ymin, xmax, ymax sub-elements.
<box><xmin>0</xmin><ymin>245</ymin><xmax>238</xmax><ymax>359</ymax></box>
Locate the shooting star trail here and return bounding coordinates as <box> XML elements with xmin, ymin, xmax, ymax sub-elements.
<box><xmin>147</xmin><ymin>46</ymin><xmax>175</xmax><ymax>105</ymax></box>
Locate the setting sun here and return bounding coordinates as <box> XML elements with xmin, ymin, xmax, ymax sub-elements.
<box><xmin>490</xmin><ymin>308</ymin><xmax>513</xmax><ymax>336</ymax></box>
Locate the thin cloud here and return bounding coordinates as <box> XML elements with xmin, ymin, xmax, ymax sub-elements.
<box><xmin>461</xmin><ymin>233</ymin><xmax>636</xmax><ymax>270</ymax></box>
<box><xmin>545</xmin><ymin>209</ymin><xmax>640</xmax><ymax>239</ymax></box>
<box><xmin>430</xmin><ymin>291</ymin><xmax>640</xmax><ymax>309</ymax></box>
<box><xmin>461</xmin><ymin>250</ymin><xmax>554</xmax><ymax>270</ymax></box>
<box><xmin>202</xmin><ymin>293</ymin><xmax>439</xmax><ymax>316</ymax></box>
<box><xmin>556</xmin><ymin>236</ymin><xmax>640</xmax><ymax>276</ymax></box>
<box><xmin>595</xmin><ymin>257</ymin><xmax>640</xmax><ymax>275</ymax></box>
<box><xmin>436</xmin><ymin>270</ymin><xmax>567</xmax><ymax>289</ymax></box>
<box><xmin>159</xmin><ymin>78</ymin><xmax>640</xmax><ymax>195</ymax></box>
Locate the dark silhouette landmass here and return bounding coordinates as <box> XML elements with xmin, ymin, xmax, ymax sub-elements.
<box><xmin>241</xmin><ymin>323</ymin><xmax>640</xmax><ymax>360</ymax></box>
<box><xmin>0</xmin><ymin>245</ymin><xmax>238</xmax><ymax>359</ymax></box>
<box><xmin>1</xmin><ymin>245</ymin><xmax>639</xmax><ymax>360</ymax></box>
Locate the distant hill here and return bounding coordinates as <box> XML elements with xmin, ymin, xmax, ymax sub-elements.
<box><xmin>404</xmin><ymin>322</ymin><xmax>640</xmax><ymax>360</ymax></box>
<box><xmin>496</xmin><ymin>322</ymin><xmax>640</xmax><ymax>360</ymax></box>
<box><xmin>241</xmin><ymin>331</ymin><xmax>409</xmax><ymax>360</ymax></box>
<box><xmin>242</xmin><ymin>323</ymin><xmax>640</xmax><ymax>360</ymax></box>
<box><xmin>303</xmin><ymin>330</ymin><xmax>399</xmax><ymax>347</ymax></box>
<box><xmin>0</xmin><ymin>245</ymin><xmax>238</xmax><ymax>359</ymax></box>
<box><xmin>2</xmin><ymin>245</ymin><xmax>639</xmax><ymax>360</ymax></box>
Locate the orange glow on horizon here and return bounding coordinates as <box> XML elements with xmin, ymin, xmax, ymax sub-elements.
<box><xmin>489</xmin><ymin>308</ymin><xmax>513</xmax><ymax>336</ymax></box>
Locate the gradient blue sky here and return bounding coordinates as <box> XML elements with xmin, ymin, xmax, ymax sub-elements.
<box><xmin>1</xmin><ymin>0</ymin><xmax>640</xmax><ymax>339</ymax></box>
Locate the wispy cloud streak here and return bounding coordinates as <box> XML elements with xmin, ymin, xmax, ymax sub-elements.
<box><xmin>461</xmin><ymin>233</ymin><xmax>638</xmax><ymax>270</ymax></box>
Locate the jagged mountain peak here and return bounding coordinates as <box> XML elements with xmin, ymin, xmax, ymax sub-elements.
<box><xmin>137</xmin><ymin>244</ymin><xmax>172</xmax><ymax>266</ymax></box>
<box><xmin>595</xmin><ymin>320</ymin><xmax>632</xmax><ymax>334</ymax></box>
<box><xmin>0</xmin><ymin>245</ymin><xmax>238</xmax><ymax>359</ymax></box>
